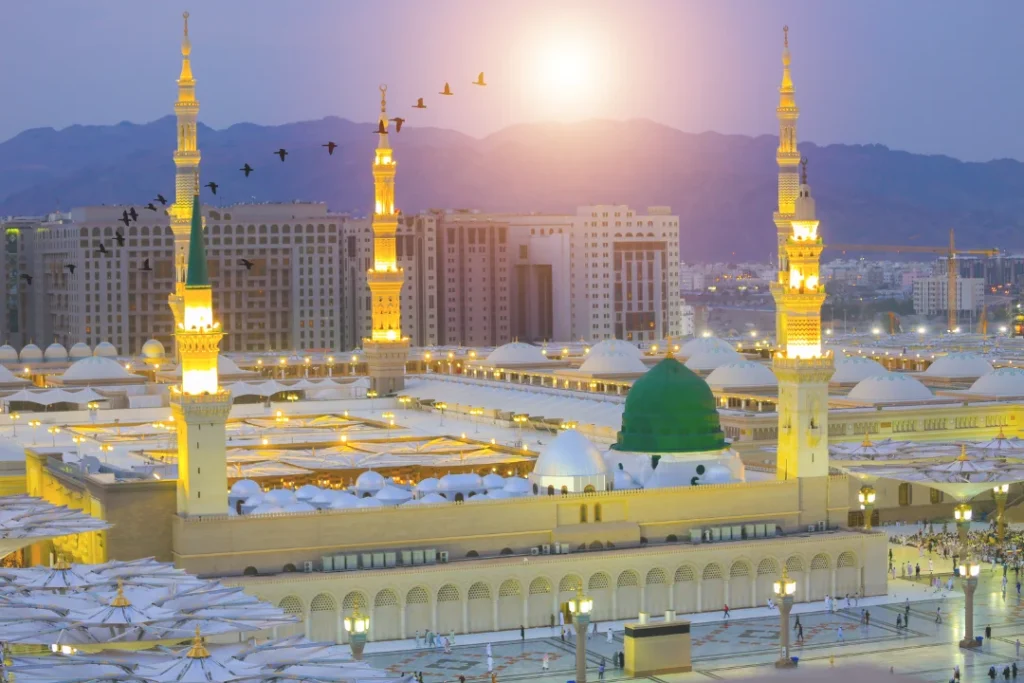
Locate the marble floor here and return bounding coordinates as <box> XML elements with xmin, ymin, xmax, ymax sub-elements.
<box><xmin>361</xmin><ymin>533</ymin><xmax>1024</xmax><ymax>682</ymax></box>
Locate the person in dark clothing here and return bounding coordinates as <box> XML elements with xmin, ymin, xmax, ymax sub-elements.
<box><xmin>519</xmin><ymin>625</ymin><xmax>525</xmax><ymax>641</ymax></box>
<box><xmin>990</xmin><ymin>665</ymin><xmax>998</xmax><ymax>681</ymax></box>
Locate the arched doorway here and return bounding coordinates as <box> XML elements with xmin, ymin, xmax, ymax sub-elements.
<box><xmin>436</xmin><ymin>584</ymin><xmax>462</xmax><ymax>633</ymax></box>
<box><xmin>467</xmin><ymin>582</ymin><xmax>492</xmax><ymax>632</ymax></box>
<box><xmin>645</xmin><ymin>568</ymin><xmax>669</xmax><ymax>615</ymax></box>
<box><xmin>674</xmin><ymin>566</ymin><xmax>697</xmax><ymax>613</ymax></box>
<box><xmin>405</xmin><ymin>587</ymin><xmax>430</xmax><ymax>637</ymax></box>
<box><xmin>728</xmin><ymin>561</ymin><xmax>752</xmax><ymax>608</ymax></box>
<box><xmin>497</xmin><ymin>579</ymin><xmax>523</xmax><ymax>630</ymax></box>
<box><xmin>616</xmin><ymin>570</ymin><xmax>640</xmax><ymax>619</ymax></box>
<box><xmin>588</xmin><ymin>572</ymin><xmax>612</xmax><ymax>621</ymax></box>
<box><xmin>836</xmin><ymin>551</ymin><xmax>858</xmax><ymax>595</ymax></box>
<box><xmin>809</xmin><ymin>554</ymin><xmax>831</xmax><ymax>600</ymax></box>
<box><xmin>528</xmin><ymin>577</ymin><xmax>553</xmax><ymax>627</ymax></box>
<box><xmin>277</xmin><ymin>595</ymin><xmax>305</xmax><ymax>638</ymax></box>
<box><xmin>755</xmin><ymin>558</ymin><xmax>780</xmax><ymax>606</ymax></box>
<box><xmin>701</xmin><ymin>564</ymin><xmax>724</xmax><ymax>611</ymax></box>
<box><xmin>374</xmin><ymin>589</ymin><xmax>401</xmax><ymax>641</ymax></box>
<box><xmin>309</xmin><ymin>593</ymin><xmax>337</xmax><ymax>642</ymax></box>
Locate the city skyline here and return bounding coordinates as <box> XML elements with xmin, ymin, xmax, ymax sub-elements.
<box><xmin>2</xmin><ymin>0</ymin><xmax>1024</xmax><ymax>162</ymax></box>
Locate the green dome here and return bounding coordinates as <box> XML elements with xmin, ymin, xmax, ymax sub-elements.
<box><xmin>612</xmin><ymin>356</ymin><xmax>726</xmax><ymax>454</ymax></box>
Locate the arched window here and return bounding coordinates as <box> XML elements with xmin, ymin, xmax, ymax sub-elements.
<box><xmin>580</xmin><ymin>505</ymin><xmax>588</xmax><ymax>523</ymax></box>
<box><xmin>594</xmin><ymin>504</ymin><xmax>602</xmax><ymax>522</ymax></box>
<box><xmin>547</xmin><ymin>485</ymin><xmax>555</xmax><ymax>496</ymax></box>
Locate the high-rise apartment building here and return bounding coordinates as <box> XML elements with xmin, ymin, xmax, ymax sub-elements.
<box><xmin>912</xmin><ymin>276</ymin><xmax>985</xmax><ymax>317</ymax></box>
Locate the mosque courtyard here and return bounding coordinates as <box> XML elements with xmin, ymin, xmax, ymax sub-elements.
<box><xmin>357</xmin><ymin>536</ymin><xmax>1024</xmax><ymax>683</ymax></box>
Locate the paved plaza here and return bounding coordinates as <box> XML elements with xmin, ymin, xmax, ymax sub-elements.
<box><xmin>361</xmin><ymin>532</ymin><xmax>1024</xmax><ymax>682</ymax></box>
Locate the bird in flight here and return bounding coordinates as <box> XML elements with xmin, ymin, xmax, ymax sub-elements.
<box><xmin>240</xmin><ymin>163</ymin><xmax>253</xmax><ymax>177</ymax></box>
<box><xmin>128</xmin><ymin>207</ymin><xmax>138</xmax><ymax>221</ymax></box>
<box><xmin>390</xmin><ymin>117</ymin><xmax>405</xmax><ymax>133</ymax></box>
<box><xmin>20</xmin><ymin>273</ymin><xmax>31</xmax><ymax>285</ymax></box>
<box><xmin>473</xmin><ymin>72</ymin><xmax>487</xmax><ymax>86</ymax></box>
<box><xmin>439</xmin><ymin>82</ymin><xmax>453</xmax><ymax>96</ymax></box>
<box><xmin>64</xmin><ymin>264</ymin><xmax>76</xmax><ymax>274</ymax></box>
<box><xmin>119</xmin><ymin>213</ymin><xmax>131</xmax><ymax>228</ymax></box>
<box><xmin>140</xmin><ymin>259</ymin><xmax>153</xmax><ymax>272</ymax></box>
<box><xmin>96</xmin><ymin>242</ymin><xmax>110</xmax><ymax>255</ymax></box>
<box><xmin>144</xmin><ymin>203</ymin><xmax>158</xmax><ymax>212</ymax></box>
<box><xmin>114</xmin><ymin>231</ymin><xmax>125</xmax><ymax>247</ymax></box>
<box><xmin>323</xmin><ymin>141</ymin><xmax>338</xmax><ymax>155</ymax></box>
<box><xmin>205</xmin><ymin>181</ymin><xmax>219</xmax><ymax>195</ymax></box>
<box><xmin>375</xmin><ymin>120</ymin><xmax>387</xmax><ymax>135</ymax></box>
<box><xmin>240</xmin><ymin>258</ymin><xmax>255</xmax><ymax>271</ymax></box>
<box><xmin>274</xmin><ymin>149</ymin><xmax>288</xmax><ymax>162</ymax></box>
<box><xmin>155</xmin><ymin>194</ymin><xmax>168</xmax><ymax>206</ymax></box>
<box><xmin>413</xmin><ymin>98</ymin><xmax>427</xmax><ymax>109</ymax></box>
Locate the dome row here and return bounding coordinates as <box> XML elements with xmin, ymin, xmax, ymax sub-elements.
<box><xmin>0</xmin><ymin>341</ymin><xmax>121</xmax><ymax>363</ymax></box>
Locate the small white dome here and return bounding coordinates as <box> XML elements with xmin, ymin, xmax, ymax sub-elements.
<box><xmin>281</xmin><ymin>501</ymin><xmax>316</xmax><ymax>513</ymax></box>
<box><xmin>414</xmin><ymin>477</ymin><xmax>440</xmax><ymax>493</ymax></box>
<box><xmin>407</xmin><ymin>492</ymin><xmax>449</xmax><ymax>505</ymax></box>
<box><xmin>68</xmin><ymin>343</ymin><xmax>92</xmax><ymax>360</ymax></box>
<box><xmin>534</xmin><ymin>429</ymin><xmax>608</xmax><ymax>477</ymax></box>
<box><xmin>924</xmin><ymin>352</ymin><xmax>994</xmax><ymax>379</ymax></box>
<box><xmin>969</xmin><ymin>368</ymin><xmax>1024</xmax><ymax>397</ymax></box>
<box><xmin>502</xmin><ymin>477</ymin><xmax>532</xmax><ymax>494</ymax></box>
<box><xmin>848</xmin><ymin>372</ymin><xmax>933</xmax><ymax>402</ymax></box>
<box><xmin>0</xmin><ymin>345</ymin><xmax>17</xmax><ymax>362</ymax></box>
<box><xmin>375</xmin><ymin>485</ymin><xmax>414</xmax><ymax>502</ymax></box>
<box><xmin>684</xmin><ymin>346</ymin><xmax>743</xmax><ymax>371</ymax></box>
<box><xmin>680</xmin><ymin>336</ymin><xmax>734</xmax><ymax>358</ymax></box>
<box><xmin>249</xmin><ymin>503</ymin><xmax>285</xmax><ymax>516</ymax></box>
<box><xmin>92</xmin><ymin>341</ymin><xmax>118</xmax><ymax>358</ymax></box>
<box><xmin>438</xmin><ymin>473</ymin><xmax>484</xmax><ymax>492</ymax></box>
<box><xmin>295</xmin><ymin>484</ymin><xmax>321</xmax><ymax>500</ymax></box>
<box><xmin>44</xmin><ymin>343</ymin><xmax>68</xmax><ymax>362</ymax></box>
<box><xmin>579</xmin><ymin>348</ymin><xmax>648</xmax><ymax>375</ymax></box>
<box><xmin>832</xmin><ymin>356</ymin><xmax>888</xmax><ymax>383</ymax></box>
<box><xmin>587</xmin><ymin>339</ymin><xmax>642</xmax><ymax>359</ymax></box>
<box><xmin>230</xmin><ymin>479</ymin><xmax>262</xmax><ymax>499</ymax></box>
<box><xmin>141</xmin><ymin>339</ymin><xmax>166</xmax><ymax>359</ymax></box>
<box><xmin>328</xmin><ymin>493</ymin><xmax>361</xmax><ymax>509</ymax></box>
<box><xmin>482</xmin><ymin>473</ymin><xmax>506</xmax><ymax>489</ymax></box>
<box><xmin>485</xmin><ymin>342</ymin><xmax>549</xmax><ymax>365</ymax></box>
<box><xmin>705</xmin><ymin>361</ymin><xmax>777</xmax><ymax>389</ymax></box>
<box><xmin>19</xmin><ymin>344</ymin><xmax>42</xmax><ymax>362</ymax></box>
<box><xmin>61</xmin><ymin>356</ymin><xmax>134</xmax><ymax>382</ymax></box>
<box><xmin>355</xmin><ymin>470</ymin><xmax>387</xmax><ymax>492</ymax></box>
<box><xmin>355</xmin><ymin>496</ymin><xmax>385</xmax><ymax>508</ymax></box>
<box><xmin>262</xmin><ymin>489</ymin><xmax>296</xmax><ymax>506</ymax></box>
<box><xmin>242</xmin><ymin>492</ymin><xmax>265</xmax><ymax>507</ymax></box>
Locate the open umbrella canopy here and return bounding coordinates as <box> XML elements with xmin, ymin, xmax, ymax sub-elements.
<box><xmin>0</xmin><ymin>495</ymin><xmax>109</xmax><ymax>560</ymax></box>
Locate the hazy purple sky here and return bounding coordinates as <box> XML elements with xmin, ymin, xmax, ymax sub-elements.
<box><xmin>6</xmin><ymin>0</ymin><xmax>1024</xmax><ymax>161</ymax></box>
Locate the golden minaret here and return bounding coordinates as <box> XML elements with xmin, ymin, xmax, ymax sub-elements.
<box><xmin>167</xmin><ymin>11</ymin><xmax>201</xmax><ymax>341</ymax></box>
<box><xmin>171</xmin><ymin>180</ymin><xmax>230</xmax><ymax>517</ymax></box>
<box><xmin>770</xmin><ymin>25</ymin><xmax>801</xmax><ymax>349</ymax></box>
<box><xmin>773</xmin><ymin>159</ymin><xmax>834</xmax><ymax>480</ymax></box>
<box><xmin>362</xmin><ymin>85</ymin><xmax>409</xmax><ymax>393</ymax></box>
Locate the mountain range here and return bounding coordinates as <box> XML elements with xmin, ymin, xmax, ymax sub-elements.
<box><xmin>1</xmin><ymin>115</ymin><xmax>1022</xmax><ymax>261</ymax></box>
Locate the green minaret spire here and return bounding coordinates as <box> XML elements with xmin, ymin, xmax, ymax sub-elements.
<box><xmin>185</xmin><ymin>189</ymin><xmax>209</xmax><ymax>288</ymax></box>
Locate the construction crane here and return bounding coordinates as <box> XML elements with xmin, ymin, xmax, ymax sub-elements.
<box><xmin>828</xmin><ymin>229</ymin><xmax>1000</xmax><ymax>333</ymax></box>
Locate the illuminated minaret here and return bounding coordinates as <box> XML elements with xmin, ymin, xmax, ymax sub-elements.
<box><xmin>171</xmin><ymin>183</ymin><xmax>230</xmax><ymax>517</ymax></box>
<box><xmin>167</xmin><ymin>11</ymin><xmax>201</xmax><ymax>337</ymax></box>
<box><xmin>362</xmin><ymin>85</ymin><xmax>409</xmax><ymax>393</ymax></box>
<box><xmin>773</xmin><ymin>159</ymin><xmax>834</xmax><ymax>480</ymax></box>
<box><xmin>770</xmin><ymin>25</ymin><xmax>801</xmax><ymax>348</ymax></box>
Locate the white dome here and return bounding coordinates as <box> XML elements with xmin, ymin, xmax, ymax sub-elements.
<box><xmin>295</xmin><ymin>484</ymin><xmax>321</xmax><ymax>500</ymax></box>
<box><xmin>613</xmin><ymin>467</ymin><xmax>642</xmax><ymax>490</ymax></box>
<box><xmin>414</xmin><ymin>477</ymin><xmax>439</xmax><ymax>493</ymax></box>
<box><xmin>482</xmin><ymin>473</ymin><xmax>506</xmax><ymax>489</ymax></box>
<box><xmin>229</xmin><ymin>479</ymin><xmax>262</xmax><ymax>499</ymax></box>
<box><xmin>832</xmin><ymin>356</ymin><xmax>888</xmax><ymax>383</ymax></box>
<box><xmin>438</xmin><ymin>473</ymin><xmax>484</xmax><ymax>492</ymax></box>
<box><xmin>924</xmin><ymin>352</ymin><xmax>994</xmax><ymax>379</ymax></box>
<box><xmin>242</xmin><ymin>492</ymin><xmax>264</xmax><ymax>507</ymax></box>
<box><xmin>19</xmin><ymin>344</ymin><xmax>42</xmax><ymax>362</ymax></box>
<box><xmin>705</xmin><ymin>361</ymin><xmax>777</xmax><ymax>389</ymax></box>
<box><xmin>281</xmin><ymin>501</ymin><xmax>316</xmax><ymax>513</ymax></box>
<box><xmin>355</xmin><ymin>470</ymin><xmax>387</xmax><ymax>492</ymax></box>
<box><xmin>680</xmin><ymin>336</ymin><xmax>734</xmax><ymax>357</ymax></box>
<box><xmin>587</xmin><ymin>339</ymin><xmax>642</xmax><ymax>359</ymax></box>
<box><xmin>848</xmin><ymin>372</ymin><xmax>933</xmax><ymax>402</ymax></box>
<box><xmin>534</xmin><ymin>429</ymin><xmax>608</xmax><ymax>477</ymax></box>
<box><xmin>502</xmin><ymin>476</ymin><xmax>532</xmax><ymax>494</ymax></box>
<box><xmin>407</xmin><ymin>492</ymin><xmax>449</xmax><ymax>505</ymax></box>
<box><xmin>579</xmin><ymin>349</ymin><xmax>648</xmax><ymax>375</ymax></box>
<box><xmin>969</xmin><ymin>368</ymin><xmax>1024</xmax><ymax>396</ymax></box>
<box><xmin>61</xmin><ymin>356</ymin><xmax>134</xmax><ymax>382</ymax></box>
<box><xmin>68</xmin><ymin>343</ymin><xmax>92</xmax><ymax>360</ymax></box>
<box><xmin>92</xmin><ymin>341</ymin><xmax>118</xmax><ymax>358</ymax></box>
<box><xmin>684</xmin><ymin>346</ymin><xmax>744</xmax><ymax>371</ymax></box>
<box><xmin>44</xmin><ymin>343</ymin><xmax>68</xmax><ymax>362</ymax></box>
<box><xmin>262</xmin><ymin>489</ymin><xmax>296</xmax><ymax>506</ymax></box>
<box><xmin>141</xmin><ymin>339</ymin><xmax>166</xmax><ymax>359</ymax></box>
<box><xmin>329</xmin><ymin>493</ymin><xmax>361</xmax><ymax>509</ymax></box>
<box><xmin>0</xmin><ymin>345</ymin><xmax>17</xmax><ymax>362</ymax></box>
<box><xmin>249</xmin><ymin>503</ymin><xmax>285</xmax><ymax>516</ymax></box>
<box><xmin>355</xmin><ymin>496</ymin><xmax>385</xmax><ymax>508</ymax></box>
<box><xmin>485</xmin><ymin>342</ymin><xmax>548</xmax><ymax>365</ymax></box>
<box><xmin>375</xmin><ymin>485</ymin><xmax>414</xmax><ymax>502</ymax></box>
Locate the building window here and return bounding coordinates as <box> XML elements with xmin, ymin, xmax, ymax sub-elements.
<box><xmin>898</xmin><ymin>483</ymin><xmax>912</xmax><ymax>506</ymax></box>
<box><xmin>594</xmin><ymin>504</ymin><xmax>602</xmax><ymax>522</ymax></box>
<box><xmin>580</xmin><ymin>505</ymin><xmax>587</xmax><ymax>523</ymax></box>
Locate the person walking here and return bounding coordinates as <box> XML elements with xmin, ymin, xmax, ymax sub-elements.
<box><xmin>794</xmin><ymin>616</ymin><xmax>801</xmax><ymax>633</ymax></box>
<box><xmin>606</xmin><ymin>628</ymin><xmax>613</xmax><ymax>643</ymax></box>
<box><xmin>486</xmin><ymin>643</ymin><xmax>492</xmax><ymax>657</ymax></box>
<box><xmin>865</xmin><ymin>610</ymin><xmax>871</xmax><ymax>627</ymax></box>
<box><xmin>520</xmin><ymin>625</ymin><xmax>525</xmax><ymax>642</ymax></box>
<box><xmin>837</xmin><ymin>625</ymin><xmax>845</xmax><ymax>643</ymax></box>
<box><xmin>487</xmin><ymin>655</ymin><xmax>494</xmax><ymax>673</ymax></box>
<box><xmin>1012</xmin><ymin>661</ymin><xmax>1017</xmax><ymax>678</ymax></box>
<box><xmin>542</xmin><ymin>653</ymin><xmax>549</xmax><ymax>671</ymax></box>
<box><xmin>415</xmin><ymin>630</ymin><xmax>421</xmax><ymax>647</ymax></box>
<box><xmin>598</xmin><ymin>660</ymin><xmax>605</xmax><ymax>681</ymax></box>
<box><xmin>723</xmin><ymin>604</ymin><xmax>730</xmax><ymax>619</ymax></box>
<box><xmin>915</xmin><ymin>563</ymin><xmax>921</xmax><ymax>579</ymax></box>
<box><xmin>797</xmin><ymin>622</ymin><xmax>804</xmax><ymax>644</ymax></box>
<box><xmin>1016</xmin><ymin>638</ymin><xmax>1021</xmax><ymax>658</ymax></box>
<box><xmin>935</xmin><ymin>606</ymin><xmax>942</xmax><ymax>624</ymax></box>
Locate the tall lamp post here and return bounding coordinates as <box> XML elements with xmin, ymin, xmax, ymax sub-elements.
<box><xmin>343</xmin><ymin>608</ymin><xmax>370</xmax><ymax>660</ymax></box>
<box><xmin>958</xmin><ymin>559</ymin><xmax>981</xmax><ymax>649</ymax></box>
<box><xmin>954</xmin><ymin>503</ymin><xmax>973</xmax><ymax>559</ymax></box>
<box><xmin>567</xmin><ymin>587</ymin><xmax>594</xmax><ymax>683</ymax></box>
<box><xmin>994</xmin><ymin>484</ymin><xmax>1010</xmax><ymax>548</ymax></box>
<box><xmin>435</xmin><ymin>402</ymin><xmax>447</xmax><ymax>426</ymax></box>
<box><xmin>858</xmin><ymin>486</ymin><xmax>876</xmax><ymax>530</ymax></box>
<box><xmin>773</xmin><ymin>567</ymin><xmax>797</xmax><ymax>668</ymax></box>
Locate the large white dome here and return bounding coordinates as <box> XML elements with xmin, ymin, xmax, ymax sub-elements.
<box><xmin>969</xmin><ymin>368</ymin><xmax>1024</xmax><ymax>397</ymax></box>
<box><xmin>832</xmin><ymin>356</ymin><xmax>888</xmax><ymax>383</ymax></box>
<box><xmin>534</xmin><ymin>429</ymin><xmax>609</xmax><ymax>477</ymax></box>
<box><xmin>680</xmin><ymin>336</ymin><xmax>734</xmax><ymax>358</ymax></box>
<box><xmin>924</xmin><ymin>352</ymin><xmax>994</xmax><ymax>379</ymax></box>
<box><xmin>848</xmin><ymin>372</ymin><xmax>933</xmax><ymax>402</ymax></box>
<box><xmin>141</xmin><ymin>339</ymin><xmax>166</xmax><ymax>359</ymax></box>
<box><xmin>229</xmin><ymin>479</ymin><xmax>262</xmax><ymax>499</ymax></box>
<box><xmin>437</xmin><ymin>473</ymin><xmax>484</xmax><ymax>493</ymax></box>
<box><xmin>19</xmin><ymin>344</ymin><xmax>42</xmax><ymax>362</ymax></box>
<box><xmin>355</xmin><ymin>470</ymin><xmax>387</xmax><ymax>492</ymax></box>
<box><xmin>684</xmin><ymin>346</ymin><xmax>743</xmax><ymax>372</ymax></box>
<box><xmin>0</xmin><ymin>345</ymin><xmax>17</xmax><ymax>362</ymax></box>
<box><xmin>68</xmin><ymin>343</ymin><xmax>92</xmax><ymax>360</ymax></box>
<box><xmin>43</xmin><ymin>343</ymin><xmax>68</xmax><ymax>362</ymax></box>
<box><xmin>61</xmin><ymin>356</ymin><xmax>134</xmax><ymax>382</ymax></box>
<box><xmin>485</xmin><ymin>342</ymin><xmax>548</xmax><ymax>366</ymax></box>
<box><xmin>587</xmin><ymin>339</ymin><xmax>642</xmax><ymax>359</ymax></box>
<box><xmin>578</xmin><ymin>348</ymin><xmax>648</xmax><ymax>375</ymax></box>
<box><xmin>92</xmin><ymin>341</ymin><xmax>118</xmax><ymax>358</ymax></box>
<box><xmin>705</xmin><ymin>361</ymin><xmax>777</xmax><ymax>389</ymax></box>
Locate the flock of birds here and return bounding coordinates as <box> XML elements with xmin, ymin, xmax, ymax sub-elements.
<box><xmin>29</xmin><ymin>73</ymin><xmax>489</xmax><ymax>281</ymax></box>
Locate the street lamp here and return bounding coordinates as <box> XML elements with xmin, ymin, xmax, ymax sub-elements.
<box><xmin>381</xmin><ymin>412</ymin><xmax>395</xmax><ymax>437</ymax></box>
<box><xmin>47</xmin><ymin>426</ymin><xmax>61</xmax><ymax>447</ymax></box>
<box><xmin>343</xmin><ymin>608</ymin><xmax>370</xmax><ymax>660</ymax></box>
<box><xmin>513</xmin><ymin>413</ymin><xmax>528</xmax><ymax>447</ymax></box>
<box><xmin>469</xmin><ymin>407</ymin><xmax>483</xmax><ymax>433</ymax></box>
<box><xmin>958</xmin><ymin>559</ymin><xmax>982</xmax><ymax>649</ymax></box>
<box><xmin>326</xmin><ymin>356</ymin><xmax>335</xmax><ymax>377</ymax></box>
<box><xmin>567</xmin><ymin>587</ymin><xmax>594</xmax><ymax>683</ymax></box>
<box><xmin>954</xmin><ymin>503</ymin><xmax>972</xmax><ymax>558</ymax></box>
<box><xmin>366</xmin><ymin>389</ymin><xmax>378</xmax><ymax>409</ymax></box>
<box><xmin>398</xmin><ymin>396</ymin><xmax>411</xmax><ymax>410</ymax></box>
<box><xmin>773</xmin><ymin>567</ymin><xmax>797</xmax><ymax>668</ymax></box>
<box><xmin>435</xmin><ymin>401</ymin><xmax>447</xmax><ymax>426</ymax></box>
<box><xmin>28</xmin><ymin>419</ymin><xmax>41</xmax><ymax>444</ymax></box>
<box><xmin>858</xmin><ymin>486</ymin><xmax>876</xmax><ymax>530</ymax></box>
<box><xmin>71</xmin><ymin>435</ymin><xmax>85</xmax><ymax>457</ymax></box>
<box><xmin>8</xmin><ymin>412</ymin><xmax>19</xmax><ymax>435</ymax></box>
<box><xmin>994</xmin><ymin>484</ymin><xmax>1010</xmax><ymax>547</ymax></box>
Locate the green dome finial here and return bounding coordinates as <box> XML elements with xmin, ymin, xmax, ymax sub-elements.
<box><xmin>612</xmin><ymin>356</ymin><xmax>726</xmax><ymax>453</ymax></box>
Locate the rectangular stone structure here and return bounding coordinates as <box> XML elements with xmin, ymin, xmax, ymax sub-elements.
<box><xmin>624</xmin><ymin>620</ymin><xmax>692</xmax><ymax>676</ymax></box>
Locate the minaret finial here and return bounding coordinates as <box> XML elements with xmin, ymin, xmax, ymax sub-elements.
<box><xmin>110</xmin><ymin>578</ymin><xmax>131</xmax><ymax>607</ymax></box>
<box><xmin>183</xmin><ymin>11</ymin><xmax>189</xmax><ymax>36</ymax></box>
<box><xmin>380</xmin><ymin>84</ymin><xmax>388</xmax><ymax>115</ymax></box>
<box><xmin>800</xmin><ymin>157</ymin><xmax>808</xmax><ymax>185</ymax></box>
<box><xmin>187</xmin><ymin>625</ymin><xmax>210</xmax><ymax>659</ymax></box>
<box><xmin>783</xmin><ymin>25</ymin><xmax>788</xmax><ymax>48</ymax></box>
<box><xmin>181</xmin><ymin>11</ymin><xmax>192</xmax><ymax>57</ymax></box>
